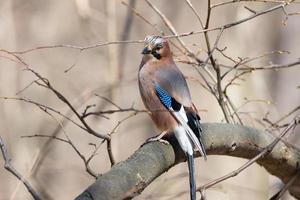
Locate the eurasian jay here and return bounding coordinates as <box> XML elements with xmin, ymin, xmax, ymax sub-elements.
<box><xmin>138</xmin><ymin>35</ymin><xmax>207</xmax><ymax>200</ymax></box>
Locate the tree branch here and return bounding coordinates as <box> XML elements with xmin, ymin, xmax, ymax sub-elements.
<box><xmin>75</xmin><ymin>123</ymin><xmax>300</xmax><ymax>200</ymax></box>
<box><xmin>0</xmin><ymin>136</ymin><xmax>41</xmax><ymax>200</ymax></box>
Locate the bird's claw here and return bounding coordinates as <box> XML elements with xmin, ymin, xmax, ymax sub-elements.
<box><xmin>145</xmin><ymin>131</ymin><xmax>170</xmax><ymax>145</ymax></box>
<box><xmin>147</xmin><ymin>137</ymin><xmax>170</xmax><ymax>144</ymax></box>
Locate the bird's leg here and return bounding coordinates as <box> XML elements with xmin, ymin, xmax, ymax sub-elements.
<box><xmin>146</xmin><ymin>130</ymin><xmax>169</xmax><ymax>144</ymax></box>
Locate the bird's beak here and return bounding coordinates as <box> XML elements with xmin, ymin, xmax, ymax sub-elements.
<box><xmin>142</xmin><ymin>46</ymin><xmax>152</xmax><ymax>54</ymax></box>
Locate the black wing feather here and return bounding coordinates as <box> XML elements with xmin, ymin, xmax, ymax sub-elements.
<box><xmin>186</xmin><ymin>111</ymin><xmax>207</xmax><ymax>160</ymax></box>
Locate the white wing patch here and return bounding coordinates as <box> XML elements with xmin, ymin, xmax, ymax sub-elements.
<box><xmin>171</xmin><ymin>107</ymin><xmax>206</xmax><ymax>158</ymax></box>
<box><xmin>178</xmin><ymin>106</ymin><xmax>188</xmax><ymax>122</ymax></box>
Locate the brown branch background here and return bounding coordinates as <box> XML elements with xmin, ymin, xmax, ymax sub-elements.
<box><xmin>0</xmin><ymin>0</ymin><xmax>300</xmax><ymax>199</ymax></box>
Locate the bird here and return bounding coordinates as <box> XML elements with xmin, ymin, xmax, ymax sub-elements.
<box><xmin>138</xmin><ymin>35</ymin><xmax>207</xmax><ymax>200</ymax></box>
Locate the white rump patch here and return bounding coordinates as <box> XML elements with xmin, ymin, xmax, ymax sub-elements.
<box><xmin>174</xmin><ymin>125</ymin><xmax>193</xmax><ymax>155</ymax></box>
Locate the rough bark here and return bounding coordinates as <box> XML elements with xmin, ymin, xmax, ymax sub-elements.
<box><xmin>75</xmin><ymin>123</ymin><xmax>300</xmax><ymax>200</ymax></box>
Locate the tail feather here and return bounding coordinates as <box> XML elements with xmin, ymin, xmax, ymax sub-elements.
<box><xmin>187</xmin><ymin>154</ymin><xmax>196</xmax><ymax>200</ymax></box>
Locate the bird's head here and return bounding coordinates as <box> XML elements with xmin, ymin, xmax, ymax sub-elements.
<box><xmin>142</xmin><ymin>35</ymin><xmax>171</xmax><ymax>60</ymax></box>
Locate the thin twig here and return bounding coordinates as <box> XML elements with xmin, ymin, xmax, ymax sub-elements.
<box><xmin>239</xmin><ymin>59</ymin><xmax>300</xmax><ymax>71</ymax></box>
<box><xmin>0</xmin><ymin>96</ymin><xmax>88</xmax><ymax>132</ymax></box>
<box><xmin>275</xmin><ymin>105</ymin><xmax>300</xmax><ymax>125</ymax></box>
<box><xmin>22</xmin><ymin>99</ymin><xmax>99</xmax><ymax>178</ymax></box>
<box><xmin>106</xmin><ymin>139</ymin><xmax>115</xmax><ymax>166</ymax></box>
<box><xmin>144</xmin><ymin>0</ymin><xmax>191</xmax><ymax>54</ymax></box>
<box><xmin>202</xmin><ymin>28</ymin><xmax>224</xmax><ymax>67</ymax></box>
<box><xmin>211</xmin><ymin>0</ymin><xmax>286</xmax><ymax>9</ymax></box>
<box><xmin>15</xmin><ymin>79</ymin><xmax>40</xmax><ymax>95</ymax></box>
<box><xmin>121</xmin><ymin>0</ymin><xmax>186</xmax><ymax>55</ymax></box>
<box><xmin>82</xmin><ymin>107</ymin><xmax>148</xmax><ymax>118</ymax></box>
<box><xmin>121</xmin><ymin>0</ymin><xmax>162</xmax><ymax>33</ymax></box>
<box><xmin>203</xmin><ymin>0</ymin><xmax>232</xmax><ymax>123</ymax></box>
<box><xmin>95</xmin><ymin>94</ymin><xmax>122</xmax><ymax>109</ymax></box>
<box><xmin>9</xmin><ymin>40</ymin><xmax>143</xmax><ymax>54</ymax></box>
<box><xmin>183</xmin><ymin>0</ymin><xmax>205</xmax><ymax>28</ymax></box>
<box><xmin>22</xmin><ymin>134</ymin><xmax>97</xmax><ymax>178</ymax></box>
<box><xmin>106</xmin><ymin>112</ymin><xmax>138</xmax><ymax>166</ymax></box>
<box><xmin>0</xmin><ymin>50</ymin><xmax>109</xmax><ymax>140</ymax></box>
<box><xmin>269</xmin><ymin>171</ymin><xmax>300</xmax><ymax>200</ymax></box>
<box><xmin>0</xmin><ymin>136</ymin><xmax>41</xmax><ymax>200</ymax></box>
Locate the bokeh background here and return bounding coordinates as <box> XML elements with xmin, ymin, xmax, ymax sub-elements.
<box><xmin>0</xmin><ymin>0</ymin><xmax>300</xmax><ymax>199</ymax></box>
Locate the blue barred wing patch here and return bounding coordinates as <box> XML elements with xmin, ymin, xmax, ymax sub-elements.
<box><xmin>154</xmin><ymin>83</ymin><xmax>172</xmax><ymax>108</ymax></box>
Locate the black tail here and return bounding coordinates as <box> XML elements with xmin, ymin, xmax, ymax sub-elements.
<box><xmin>187</xmin><ymin>112</ymin><xmax>207</xmax><ymax>160</ymax></box>
<box><xmin>187</xmin><ymin>154</ymin><xmax>196</xmax><ymax>200</ymax></box>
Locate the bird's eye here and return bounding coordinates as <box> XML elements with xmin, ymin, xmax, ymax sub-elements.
<box><xmin>155</xmin><ymin>45</ymin><xmax>163</xmax><ymax>51</ymax></box>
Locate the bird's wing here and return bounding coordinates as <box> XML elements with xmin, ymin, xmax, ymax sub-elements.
<box><xmin>172</xmin><ymin>108</ymin><xmax>206</xmax><ymax>159</ymax></box>
<box><xmin>154</xmin><ymin>64</ymin><xmax>193</xmax><ymax>107</ymax></box>
<box><xmin>154</xmin><ymin>83</ymin><xmax>207</xmax><ymax>159</ymax></box>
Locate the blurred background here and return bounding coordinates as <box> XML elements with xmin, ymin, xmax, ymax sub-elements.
<box><xmin>0</xmin><ymin>0</ymin><xmax>300</xmax><ymax>199</ymax></box>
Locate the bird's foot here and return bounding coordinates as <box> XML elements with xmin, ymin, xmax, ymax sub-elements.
<box><xmin>146</xmin><ymin>131</ymin><xmax>169</xmax><ymax>145</ymax></box>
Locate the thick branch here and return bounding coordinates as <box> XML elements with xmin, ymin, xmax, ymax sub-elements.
<box><xmin>75</xmin><ymin>123</ymin><xmax>300</xmax><ymax>200</ymax></box>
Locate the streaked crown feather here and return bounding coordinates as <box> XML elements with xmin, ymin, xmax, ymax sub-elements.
<box><xmin>144</xmin><ymin>35</ymin><xmax>165</xmax><ymax>48</ymax></box>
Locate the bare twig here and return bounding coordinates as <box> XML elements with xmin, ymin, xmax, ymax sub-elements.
<box><xmin>64</xmin><ymin>50</ymin><xmax>82</xmax><ymax>73</ymax></box>
<box><xmin>9</xmin><ymin>40</ymin><xmax>143</xmax><ymax>54</ymax></box>
<box><xmin>22</xmin><ymin>134</ymin><xmax>98</xmax><ymax>178</ymax></box>
<box><xmin>239</xmin><ymin>59</ymin><xmax>300</xmax><ymax>71</ymax></box>
<box><xmin>275</xmin><ymin>105</ymin><xmax>300</xmax><ymax>125</ymax></box>
<box><xmin>106</xmin><ymin>112</ymin><xmax>138</xmax><ymax>166</ymax></box>
<box><xmin>95</xmin><ymin>94</ymin><xmax>122</xmax><ymax>109</ymax></box>
<box><xmin>21</xmin><ymin>97</ymin><xmax>99</xmax><ymax>178</ymax></box>
<box><xmin>15</xmin><ymin>79</ymin><xmax>40</xmax><ymax>95</ymax></box>
<box><xmin>220</xmin><ymin>50</ymin><xmax>290</xmax><ymax>78</ymax></box>
<box><xmin>144</xmin><ymin>0</ymin><xmax>192</xmax><ymax>54</ymax></box>
<box><xmin>269</xmin><ymin>171</ymin><xmax>300</xmax><ymax>200</ymax></box>
<box><xmin>82</xmin><ymin>107</ymin><xmax>148</xmax><ymax>118</ymax></box>
<box><xmin>121</xmin><ymin>0</ymin><xmax>162</xmax><ymax>33</ymax></box>
<box><xmin>0</xmin><ymin>136</ymin><xmax>41</xmax><ymax>200</ymax></box>
<box><xmin>166</xmin><ymin>2</ymin><xmax>289</xmax><ymax>39</ymax></box>
<box><xmin>244</xmin><ymin>6</ymin><xmax>257</xmax><ymax>14</ymax></box>
<box><xmin>0</xmin><ymin>50</ymin><xmax>109</xmax><ymax>140</ymax></box>
<box><xmin>106</xmin><ymin>139</ymin><xmax>115</xmax><ymax>166</ymax></box>
<box><xmin>211</xmin><ymin>0</ymin><xmax>286</xmax><ymax>9</ymax></box>
<box><xmin>183</xmin><ymin>0</ymin><xmax>205</xmax><ymax>28</ymax></box>
<box><xmin>203</xmin><ymin>0</ymin><xmax>233</xmax><ymax>123</ymax></box>
<box><xmin>0</xmin><ymin>96</ymin><xmax>87</xmax><ymax>131</ymax></box>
